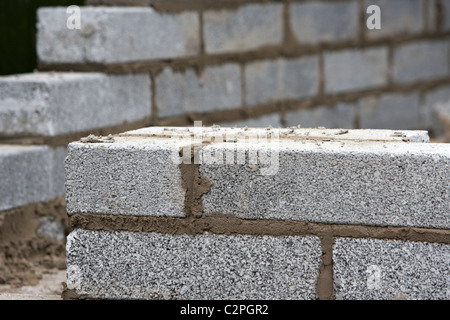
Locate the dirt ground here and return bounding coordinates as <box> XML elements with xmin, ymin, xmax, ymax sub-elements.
<box><xmin>0</xmin><ymin>197</ymin><xmax>68</xmax><ymax>300</ymax></box>
<box><xmin>0</xmin><ymin>268</ymin><xmax>65</xmax><ymax>300</ymax></box>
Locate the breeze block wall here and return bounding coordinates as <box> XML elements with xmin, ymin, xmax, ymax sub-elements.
<box><xmin>64</xmin><ymin>127</ymin><xmax>450</xmax><ymax>299</ymax></box>
<box><xmin>35</xmin><ymin>0</ymin><xmax>450</xmax><ymax>138</ymax></box>
<box><xmin>1</xmin><ymin>0</ymin><xmax>450</xmax><ymax>293</ymax></box>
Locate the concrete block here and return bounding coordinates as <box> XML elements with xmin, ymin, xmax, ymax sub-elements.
<box><xmin>65</xmin><ymin>137</ymin><xmax>186</xmax><ymax>216</ymax></box>
<box><xmin>245</xmin><ymin>57</ymin><xmax>319</xmax><ymax>106</ymax></box>
<box><xmin>0</xmin><ymin>145</ymin><xmax>61</xmax><ymax>211</ymax></box>
<box><xmin>426</xmin><ymin>0</ymin><xmax>438</xmax><ymax>31</ymax></box>
<box><xmin>156</xmin><ymin>64</ymin><xmax>241</xmax><ymax>118</ymax></box>
<box><xmin>285</xmin><ymin>103</ymin><xmax>356</xmax><ymax>129</ymax></box>
<box><xmin>290</xmin><ymin>1</ymin><xmax>358</xmax><ymax>44</ymax></box>
<box><xmin>324</xmin><ymin>48</ymin><xmax>388</xmax><ymax>93</ymax></box>
<box><xmin>197</xmin><ymin>129</ymin><xmax>449</xmax><ymax>229</ymax></box>
<box><xmin>67</xmin><ymin>127</ymin><xmax>442</xmax><ymax>228</ymax></box>
<box><xmin>423</xmin><ymin>86</ymin><xmax>450</xmax><ymax>129</ymax></box>
<box><xmin>333</xmin><ymin>238</ymin><xmax>450</xmax><ymax>300</ymax></box>
<box><xmin>51</xmin><ymin>146</ymin><xmax>68</xmax><ymax>198</ymax></box>
<box><xmin>432</xmin><ymin>99</ymin><xmax>450</xmax><ymax>139</ymax></box>
<box><xmin>359</xmin><ymin>92</ymin><xmax>421</xmax><ymax>130</ymax></box>
<box><xmin>393</xmin><ymin>40</ymin><xmax>449</xmax><ymax>84</ymax></box>
<box><xmin>365</xmin><ymin>0</ymin><xmax>424</xmax><ymax>39</ymax></box>
<box><xmin>203</xmin><ymin>4</ymin><xmax>283</xmax><ymax>54</ymax></box>
<box><xmin>37</xmin><ymin>7</ymin><xmax>199</xmax><ymax>64</ymax></box>
<box><xmin>66</xmin><ymin>229</ymin><xmax>322</xmax><ymax>299</ymax></box>
<box><xmin>0</xmin><ymin>72</ymin><xmax>151</xmax><ymax>137</ymax></box>
<box><xmin>443</xmin><ymin>0</ymin><xmax>450</xmax><ymax>31</ymax></box>
<box><xmin>219</xmin><ymin>113</ymin><xmax>282</xmax><ymax>128</ymax></box>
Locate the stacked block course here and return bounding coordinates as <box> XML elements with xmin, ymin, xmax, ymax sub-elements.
<box><xmin>65</xmin><ymin>127</ymin><xmax>450</xmax><ymax>299</ymax></box>
<box><xmin>1</xmin><ymin>0</ymin><xmax>450</xmax><ymax>295</ymax></box>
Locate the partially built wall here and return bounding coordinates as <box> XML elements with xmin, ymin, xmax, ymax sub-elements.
<box><xmin>0</xmin><ymin>0</ymin><xmax>449</xmax><ymax>298</ymax></box>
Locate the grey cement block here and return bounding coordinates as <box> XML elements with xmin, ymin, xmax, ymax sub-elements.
<box><xmin>285</xmin><ymin>103</ymin><xmax>356</xmax><ymax>129</ymax></box>
<box><xmin>65</xmin><ymin>137</ymin><xmax>186</xmax><ymax>216</ymax></box>
<box><xmin>290</xmin><ymin>1</ymin><xmax>358</xmax><ymax>44</ymax></box>
<box><xmin>359</xmin><ymin>92</ymin><xmax>422</xmax><ymax>130</ymax></box>
<box><xmin>365</xmin><ymin>0</ymin><xmax>424</xmax><ymax>39</ymax></box>
<box><xmin>432</xmin><ymin>99</ymin><xmax>450</xmax><ymax>138</ymax></box>
<box><xmin>67</xmin><ymin>127</ymin><xmax>439</xmax><ymax>227</ymax></box>
<box><xmin>393</xmin><ymin>40</ymin><xmax>449</xmax><ymax>84</ymax></box>
<box><xmin>51</xmin><ymin>146</ymin><xmax>68</xmax><ymax>198</ymax></box>
<box><xmin>324</xmin><ymin>47</ymin><xmax>388</xmax><ymax>93</ymax></box>
<box><xmin>423</xmin><ymin>85</ymin><xmax>450</xmax><ymax>129</ymax></box>
<box><xmin>203</xmin><ymin>4</ymin><xmax>283</xmax><ymax>54</ymax></box>
<box><xmin>245</xmin><ymin>57</ymin><xmax>319</xmax><ymax>107</ymax></box>
<box><xmin>37</xmin><ymin>7</ymin><xmax>199</xmax><ymax>64</ymax></box>
<box><xmin>443</xmin><ymin>0</ymin><xmax>450</xmax><ymax>31</ymax></box>
<box><xmin>219</xmin><ymin>113</ymin><xmax>282</xmax><ymax>128</ymax></box>
<box><xmin>0</xmin><ymin>145</ymin><xmax>62</xmax><ymax>211</ymax></box>
<box><xmin>333</xmin><ymin>238</ymin><xmax>450</xmax><ymax>300</ymax></box>
<box><xmin>0</xmin><ymin>72</ymin><xmax>151</xmax><ymax>137</ymax></box>
<box><xmin>66</xmin><ymin>229</ymin><xmax>322</xmax><ymax>299</ymax></box>
<box><xmin>156</xmin><ymin>64</ymin><xmax>241</xmax><ymax>118</ymax></box>
<box><xmin>199</xmin><ymin>133</ymin><xmax>449</xmax><ymax>228</ymax></box>
<box><xmin>426</xmin><ymin>0</ymin><xmax>437</xmax><ymax>31</ymax></box>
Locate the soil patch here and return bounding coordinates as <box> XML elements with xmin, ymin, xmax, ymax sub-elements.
<box><xmin>0</xmin><ymin>197</ymin><xmax>68</xmax><ymax>286</ymax></box>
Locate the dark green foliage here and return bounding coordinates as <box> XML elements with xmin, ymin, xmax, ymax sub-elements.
<box><xmin>0</xmin><ymin>0</ymin><xmax>84</xmax><ymax>75</ymax></box>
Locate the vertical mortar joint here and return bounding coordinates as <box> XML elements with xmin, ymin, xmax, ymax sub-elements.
<box><xmin>317</xmin><ymin>234</ymin><xmax>335</xmax><ymax>300</ymax></box>
<box><xmin>179</xmin><ymin>144</ymin><xmax>212</xmax><ymax>219</ymax></box>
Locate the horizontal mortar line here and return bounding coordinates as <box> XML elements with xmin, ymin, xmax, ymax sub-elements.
<box><xmin>69</xmin><ymin>213</ymin><xmax>450</xmax><ymax>244</ymax></box>
<box><xmin>37</xmin><ymin>33</ymin><xmax>450</xmax><ymax>74</ymax></box>
<box><xmin>0</xmin><ymin>118</ymin><xmax>152</xmax><ymax>148</ymax></box>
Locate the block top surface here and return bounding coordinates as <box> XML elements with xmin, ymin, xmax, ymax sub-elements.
<box><xmin>0</xmin><ymin>72</ymin><xmax>103</xmax><ymax>84</ymax></box>
<box><xmin>120</xmin><ymin>126</ymin><xmax>430</xmax><ymax>144</ymax></box>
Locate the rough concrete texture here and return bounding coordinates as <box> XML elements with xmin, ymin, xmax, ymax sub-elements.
<box><xmin>324</xmin><ymin>47</ymin><xmax>388</xmax><ymax>93</ymax></box>
<box><xmin>66</xmin><ymin>229</ymin><xmax>322</xmax><ymax>299</ymax></box>
<box><xmin>0</xmin><ymin>72</ymin><xmax>151</xmax><ymax>137</ymax></box>
<box><xmin>333</xmin><ymin>238</ymin><xmax>450</xmax><ymax>300</ymax></box>
<box><xmin>359</xmin><ymin>92</ymin><xmax>422</xmax><ymax>130</ymax></box>
<box><xmin>290</xmin><ymin>1</ymin><xmax>358</xmax><ymax>44</ymax></box>
<box><xmin>365</xmin><ymin>0</ymin><xmax>424</xmax><ymax>39</ymax></box>
<box><xmin>156</xmin><ymin>64</ymin><xmax>241</xmax><ymax>118</ymax></box>
<box><xmin>393</xmin><ymin>40</ymin><xmax>449</xmax><ymax>84</ymax></box>
<box><xmin>0</xmin><ymin>145</ymin><xmax>63</xmax><ymax>211</ymax></box>
<box><xmin>245</xmin><ymin>57</ymin><xmax>319</xmax><ymax>106</ymax></box>
<box><xmin>37</xmin><ymin>7</ymin><xmax>199</xmax><ymax>64</ymax></box>
<box><xmin>285</xmin><ymin>103</ymin><xmax>356</xmax><ymax>129</ymax></box>
<box><xmin>203</xmin><ymin>3</ymin><xmax>283</xmax><ymax>54</ymax></box>
<box><xmin>65</xmin><ymin>137</ymin><xmax>186</xmax><ymax>216</ymax></box>
<box><xmin>197</xmin><ymin>131</ymin><xmax>448</xmax><ymax>228</ymax></box>
<box><xmin>67</xmin><ymin>127</ymin><xmax>441</xmax><ymax>227</ymax></box>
